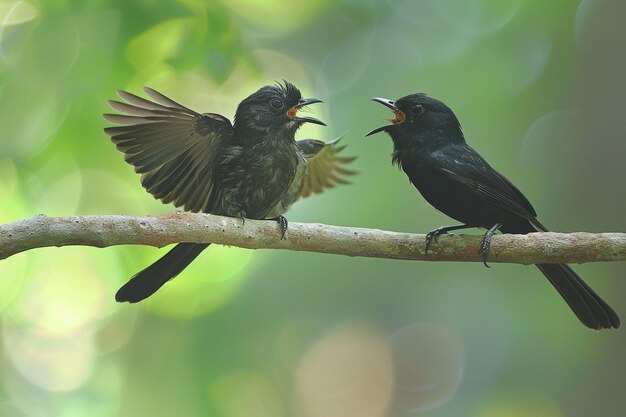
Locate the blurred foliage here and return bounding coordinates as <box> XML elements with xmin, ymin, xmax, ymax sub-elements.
<box><xmin>0</xmin><ymin>0</ymin><xmax>625</xmax><ymax>416</ymax></box>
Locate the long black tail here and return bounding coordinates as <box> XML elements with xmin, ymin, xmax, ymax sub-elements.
<box><xmin>115</xmin><ymin>243</ymin><xmax>209</xmax><ymax>303</ymax></box>
<box><xmin>502</xmin><ymin>220</ymin><xmax>619</xmax><ymax>329</ymax></box>
<box><xmin>536</xmin><ymin>263</ymin><xmax>620</xmax><ymax>329</ymax></box>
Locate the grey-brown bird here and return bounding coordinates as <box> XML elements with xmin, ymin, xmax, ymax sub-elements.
<box><xmin>104</xmin><ymin>82</ymin><xmax>354</xmax><ymax>303</ymax></box>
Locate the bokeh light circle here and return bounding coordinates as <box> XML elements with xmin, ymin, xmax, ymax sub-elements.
<box><xmin>385</xmin><ymin>323</ymin><xmax>465</xmax><ymax>413</ymax></box>
<box><xmin>3</xmin><ymin>326</ymin><xmax>95</xmax><ymax>392</ymax></box>
<box><xmin>295</xmin><ymin>323</ymin><xmax>393</xmax><ymax>417</ymax></box>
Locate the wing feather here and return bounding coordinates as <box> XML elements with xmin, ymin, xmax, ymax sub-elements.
<box><xmin>103</xmin><ymin>88</ymin><xmax>233</xmax><ymax>213</ymax></box>
<box><xmin>298</xmin><ymin>137</ymin><xmax>356</xmax><ymax>200</ymax></box>
<box><xmin>434</xmin><ymin>147</ymin><xmax>537</xmax><ymax>221</ymax></box>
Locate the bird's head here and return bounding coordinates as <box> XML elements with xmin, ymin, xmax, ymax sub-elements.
<box><xmin>366</xmin><ymin>93</ymin><xmax>463</xmax><ymax>145</ymax></box>
<box><xmin>234</xmin><ymin>80</ymin><xmax>325</xmax><ymax>135</ymax></box>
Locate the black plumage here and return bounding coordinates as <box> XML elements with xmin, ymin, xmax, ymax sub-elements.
<box><xmin>367</xmin><ymin>93</ymin><xmax>619</xmax><ymax>329</ymax></box>
<box><xmin>104</xmin><ymin>82</ymin><xmax>352</xmax><ymax>303</ymax></box>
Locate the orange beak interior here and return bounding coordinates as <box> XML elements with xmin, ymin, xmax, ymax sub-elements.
<box><xmin>391</xmin><ymin>109</ymin><xmax>405</xmax><ymax>124</ymax></box>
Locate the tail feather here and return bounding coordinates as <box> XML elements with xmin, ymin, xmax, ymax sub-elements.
<box><xmin>503</xmin><ymin>222</ymin><xmax>619</xmax><ymax>329</ymax></box>
<box><xmin>116</xmin><ymin>243</ymin><xmax>209</xmax><ymax>303</ymax></box>
<box><xmin>536</xmin><ymin>263</ymin><xmax>620</xmax><ymax>329</ymax></box>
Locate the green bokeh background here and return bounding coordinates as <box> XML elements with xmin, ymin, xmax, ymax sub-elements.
<box><xmin>1</xmin><ymin>0</ymin><xmax>625</xmax><ymax>416</ymax></box>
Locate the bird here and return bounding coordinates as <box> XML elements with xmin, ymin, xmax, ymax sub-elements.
<box><xmin>104</xmin><ymin>81</ymin><xmax>352</xmax><ymax>303</ymax></box>
<box><xmin>367</xmin><ymin>93</ymin><xmax>620</xmax><ymax>329</ymax></box>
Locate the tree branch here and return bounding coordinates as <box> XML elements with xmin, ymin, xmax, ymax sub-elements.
<box><xmin>1</xmin><ymin>213</ymin><xmax>624</xmax><ymax>265</ymax></box>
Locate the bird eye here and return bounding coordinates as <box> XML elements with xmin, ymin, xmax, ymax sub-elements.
<box><xmin>411</xmin><ymin>104</ymin><xmax>425</xmax><ymax>115</ymax></box>
<box><xmin>269</xmin><ymin>98</ymin><xmax>284</xmax><ymax>110</ymax></box>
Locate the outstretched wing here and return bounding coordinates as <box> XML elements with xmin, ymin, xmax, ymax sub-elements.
<box><xmin>433</xmin><ymin>145</ymin><xmax>539</xmax><ymax>224</ymax></box>
<box><xmin>298</xmin><ymin>137</ymin><xmax>356</xmax><ymax>200</ymax></box>
<box><xmin>103</xmin><ymin>87</ymin><xmax>234</xmax><ymax>213</ymax></box>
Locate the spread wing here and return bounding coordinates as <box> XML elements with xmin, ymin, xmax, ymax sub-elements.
<box><xmin>433</xmin><ymin>146</ymin><xmax>539</xmax><ymax>224</ymax></box>
<box><xmin>103</xmin><ymin>87</ymin><xmax>234</xmax><ymax>213</ymax></box>
<box><xmin>298</xmin><ymin>137</ymin><xmax>356</xmax><ymax>200</ymax></box>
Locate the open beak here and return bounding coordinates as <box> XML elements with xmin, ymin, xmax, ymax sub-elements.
<box><xmin>366</xmin><ymin>97</ymin><xmax>405</xmax><ymax>136</ymax></box>
<box><xmin>288</xmin><ymin>97</ymin><xmax>326</xmax><ymax>126</ymax></box>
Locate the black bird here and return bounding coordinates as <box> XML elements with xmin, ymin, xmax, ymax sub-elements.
<box><xmin>367</xmin><ymin>93</ymin><xmax>619</xmax><ymax>329</ymax></box>
<box><xmin>104</xmin><ymin>81</ymin><xmax>350</xmax><ymax>303</ymax></box>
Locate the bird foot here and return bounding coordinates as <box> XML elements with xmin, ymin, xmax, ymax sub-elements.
<box><xmin>425</xmin><ymin>228</ymin><xmax>447</xmax><ymax>254</ymax></box>
<box><xmin>273</xmin><ymin>215</ymin><xmax>289</xmax><ymax>239</ymax></box>
<box><xmin>479</xmin><ymin>223</ymin><xmax>502</xmax><ymax>268</ymax></box>
<box><xmin>424</xmin><ymin>224</ymin><xmax>472</xmax><ymax>254</ymax></box>
<box><xmin>236</xmin><ymin>211</ymin><xmax>247</xmax><ymax>226</ymax></box>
